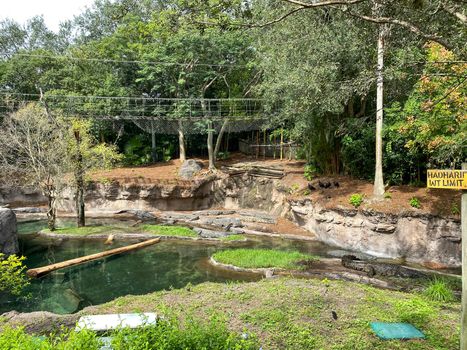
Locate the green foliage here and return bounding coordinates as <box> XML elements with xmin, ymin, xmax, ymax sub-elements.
<box><xmin>212</xmin><ymin>249</ymin><xmax>317</xmax><ymax>270</ymax></box>
<box><xmin>68</xmin><ymin>118</ymin><xmax>123</xmax><ymax>172</ymax></box>
<box><xmin>423</xmin><ymin>277</ymin><xmax>455</xmax><ymax>303</ymax></box>
<box><xmin>451</xmin><ymin>202</ymin><xmax>460</xmax><ymax>216</ymax></box>
<box><xmin>409</xmin><ymin>197</ymin><xmax>421</xmax><ymax>209</ymax></box>
<box><xmin>0</xmin><ymin>254</ymin><xmax>29</xmax><ymax>296</ymax></box>
<box><xmin>303</xmin><ymin>164</ymin><xmax>316</xmax><ymax>181</ymax></box>
<box><xmin>383</xmin><ymin>192</ymin><xmax>392</xmax><ymax>199</ymax></box>
<box><xmin>123</xmin><ymin>135</ymin><xmax>153</xmax><ymax>166</ymax></box>
<box><xmin>216</xmin><ymin>151</ymin><xmax>230</xmax><ymax>160</ymax></box>
<box><xmin>288</xmin><ymin>183</ymin><xmax>300</xmax><ymax>194</ymax></box>
<box><xmin>111</xmin><ymin>314</ymin><xmax>258</xmax><ymax>350</ymax></box>
<box><xmin>349</xmin><ymin>194</ymin><xmax>364</xmax><ymax>208</ymax></box>
<box><xmin>0</xmin><ymin>315</ymin><xmax>258</xmax><ymax>350</ymax></box>
<box><xmin>386</xmin><ymin>44</ymin><xmax>466</xmax><ymax>170</ymax></box>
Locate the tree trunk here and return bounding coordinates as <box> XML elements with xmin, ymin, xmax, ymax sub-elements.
<box><xmin>74</xmin><ymin>130</ymin><xmax>85</xmax><ymax>227</ymax></box>
<box><xmin>151</xmin><ymin>121</ymin><xmax>157</xmax><ymax>163</ymax></box>
<box><xmin>373</xmin><ymin>23</ymin><xmax>385</xmax><ymax>200</ymax></box>
<box><xmin>75</xmin><ymin>181</ymin><xmax>85</xmax><ymax>227</ymax></box>
<box><xmin>178</xmin><ymin>120</ymin><xmax>186</xmax><ymax>163</ymax></box>
<box><xmin>207</xmin><ymin>120</ymin><xmax>215</xmax><ymax>170</ymax></box>
<box><xmin>46</xmin><ymin>192</ymin><xmax>56</xmax><ymax>231</ymax></box>
<box><xmin>214</xmin><ymin>120</ymin><xmax>228</xmax><ymax>160</ymax></box>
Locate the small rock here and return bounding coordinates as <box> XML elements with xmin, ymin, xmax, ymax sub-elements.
<box><xmin>179</xmin><ymin>160</ymin><xmax>203</xmax><ymax>180</ymax></box>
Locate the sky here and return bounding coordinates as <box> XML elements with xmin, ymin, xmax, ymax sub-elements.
<box><xmin>0</xmin><ymin>0</ymin><xmax>96</xmax><ymax>32</ymax></box>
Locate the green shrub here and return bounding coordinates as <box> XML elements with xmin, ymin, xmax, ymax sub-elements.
<box><xmin>349</xmin><ymin>194</ymin><xmax>364</xmax><ymax>208</ymax></box>
<box><xmin>410</xmin><ymin>197</ymin><xmax>421</xmax><ymax>209</ymax></box>
<box><xmin>383</xmin><ymin>192</ymin><xmax>392</xmax><ymax>199</ymax></box>
<box><xmin>451</xmin><ymin>202</ymin><xmax>460</xmax><ymax>215</ymax></box>
<box><xmin>111</xmin><ymin>315</ymin><xmax>258</xmax><ymax>350</ymax></box>
<box><xmin>0</xmin><ymin>316</ymin><xmax>259</xmax><ymax>350</ymax></box>
<box><xmin>423</xmin><ymin>277</ymin><xmax>455</xmax><ymax>302</ymax></box>
<box><xmin>303</xmin><ymin>189</ymin><xmax>311</xmax><ymax>196</ymax></box>
<box><xmin>0</xmin><ymin>253</ymin><xmax>29</xmax><ymax>296</ymax></box>
<box><xmin>303</xmin><ymin>165</ymin><xmax>316</xmax><ymax>181</ymax></box>
<box><xmin>212</xmin><ymin>249</ymin><xmax>318</xmax><ymax>270</ymax></box>
<box><xmin>289</xmin><ymin>184</ymin><xmax>300</xmax><ymax>194</ymax></box>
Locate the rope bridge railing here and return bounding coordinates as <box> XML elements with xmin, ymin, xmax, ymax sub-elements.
<box><xmin>0</xmin><ymin>93</ymin><xmax>278</xmax><ymax>134</ymax></box>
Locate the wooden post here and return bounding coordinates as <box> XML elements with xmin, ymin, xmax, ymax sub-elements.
<box><xmin>256</xmin><ymin>131</ymin><xmax>259</xmax><ymax>159</ymax></box>
<box><xmin>462</xmin><ymin>162</ymin><xmax>467</xmax><ymax>350</ymax></box>
<box><xmin>151</xmin><ymin>121</ymin><xmax>157</xmax><ymax>163</ymax></box>
<box><xmin>280</xmin><ymin>129</ymin><xmax>284</xmax><ymax>160</ymax></box>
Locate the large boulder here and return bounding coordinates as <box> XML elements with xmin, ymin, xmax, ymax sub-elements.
<box><xmin>179</xmin><ymin>159</ymin><xmax>203</xmax><ymax>180</ymax></box>
<box><xmin>0</xmin><ymin>208</ymin><xmax>19</xmax><ymax>255</ymax></box>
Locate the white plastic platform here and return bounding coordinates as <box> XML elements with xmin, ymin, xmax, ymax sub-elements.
<box><xmin>76</xmin><ymin>313</ymin><xmax>158</xmax><ymax>332</ymax></box>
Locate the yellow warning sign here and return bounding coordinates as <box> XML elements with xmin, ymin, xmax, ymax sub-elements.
<box><xmin>427</xmin><ymin>169</ymin><xmax>467</xmax><ymax>190</ymax></box>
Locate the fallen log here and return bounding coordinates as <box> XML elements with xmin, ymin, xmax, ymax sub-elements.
<box><xmin>26</xmin><ymin>238</ymin><xmax>161</xmax><ymax>278</ymax></box>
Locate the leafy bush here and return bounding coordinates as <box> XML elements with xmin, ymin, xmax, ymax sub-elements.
<box><xmin>303</xmin><ymin>164</ymin><xmax>316</xmax><ymax>181</ymax></box>
<box><xmin>112</xmin><ymin>314</ymin><xmax>258</xmax><ymax>350</ymax></box>
<box><xmin>383</xmin><ymin>192</ymin><xmax>392</xmax><ymax>199</ymax></box>
<box><xmin>410</xmin><ymin>197</ymin><xmax>421</xmax><ymax>209</ymax></box>
<box><xmin>0</xmin><ymin>316</ymin><xmax>259</xmax><ymax>350</ymax></box>
<box><xmin>451</xmin><ymin>202</ymin><xmax>460</xmax><ymax>215</ymax></box>
<box><xmin>349</xmin><ymin>194</ymin><xmax>364</xmax><ymax>208</ymax></box>
<box><xmin>288</xmin><ymin>184</ymin><xmax>300</xmax><ymax>194</ymax></box>
<box><xmin>0</xmin><ymin>253</ymin><xmax>29</xmax><ymax>296</ymax></box>
<box><xmin>423</xmin><ymin>278</ymin><xmax>455</xmax><ymax>302</ymax></box>
<box><xmin>217</xmin><ymin>151</ymin><xmax>230</xmax><ymax>160</ymax></box>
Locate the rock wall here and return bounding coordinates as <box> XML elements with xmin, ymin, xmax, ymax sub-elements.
<box><xmin>3</xmin><ymin>174</ymin><xmax>461</xmax><ymax>267</ymax></box>
<box><xmin>0</xmin><ymin>187</ymin><xmax>46</xmax><ymax>207</ymax></box>
<box><xmin>58</xmin><ymin>177</ymin><xmax>220</xmax><ymax>213</ymax></box>
<box><xmin>0</xmin><ymin>208</ymin><xmax>19</xmax><ymax>255</ymax></box>
<box><xmin>289</xmin><ymin>199</ymin><xmax>461</xmax><ymax>268</ymax></box>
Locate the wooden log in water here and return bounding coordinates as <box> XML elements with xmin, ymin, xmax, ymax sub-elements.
<box><xmin>26</xmin><ymin>238</ymin><xmax>161</xmax><ymax>278</ymax></box>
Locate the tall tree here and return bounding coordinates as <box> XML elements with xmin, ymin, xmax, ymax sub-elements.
<box><xmin>0</xmin><ymin>103</ymin><xmax>67</xmax><ymax>230</ymax></box>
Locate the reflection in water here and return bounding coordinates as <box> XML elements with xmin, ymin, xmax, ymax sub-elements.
<box><xmin>3</xmin><ymin>218</ymin><xmax>339</xmax><ymax>315</ymax></box>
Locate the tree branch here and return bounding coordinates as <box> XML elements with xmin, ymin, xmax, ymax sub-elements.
<box><xmin>339</xmin><ymin>8</ymin><xmax>454</xmax><ymax>51</ymax></box>
<box><xmin>282</xmin><ymin>0</ymin><xmax>366</xmax><ymax>8</ymax></box>
<box><xmin>442</xmin><ymin>3</ymin><xmax>467</xmax><ymax>24</ymax></box>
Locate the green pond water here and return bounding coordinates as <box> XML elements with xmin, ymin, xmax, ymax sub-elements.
<box><xmin>2</xmin><ymin>218</ymin><xmax>337</xmax><ymax>315</ymax></box>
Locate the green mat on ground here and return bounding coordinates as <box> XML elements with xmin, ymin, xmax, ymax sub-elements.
<box><xmin>370</xmin><ymin>322</ymin><xmax>425</xmax><ymax>340</ymax></box>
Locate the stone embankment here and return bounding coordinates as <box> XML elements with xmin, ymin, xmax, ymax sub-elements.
<box><xmin>3</xmin><ymin>171</ymin><xmax>462</xmax><ymax>268</ymax></box>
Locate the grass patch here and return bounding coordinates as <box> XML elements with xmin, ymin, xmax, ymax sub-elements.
<box><xmin>43</xmin><ymin>224</ymin><xmax>198</xmax><ymax>238</ymax></box>
<box><xmin>139</xmin><ymin>225</ymin><xmax>197</xmax><ymax>237</ymax></box>
<box><xmin>220</xmin><ymin>234</ymin><xmax>246</xmax><ymax>241</ymax></box>
<box><xmin>86</xmin><ymin>278</ymin><xmax>459</xmax><ymax>350</ymax></box>
<box><xmin>423</xmin><ymin>277</ymin><xmax>456</xmax><ymax>302</ymax></box>
<box><xmin>212</xmin><ymin>248</ymin><xmax>317</xmax><ymax>269</ymax></box>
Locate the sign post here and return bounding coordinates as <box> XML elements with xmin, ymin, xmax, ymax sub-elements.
<box><xmin>462</xmin><ymin>164</ymin><xmax>467</xmax><ymax>350</ymax></box>
<box><xmin>428</xmin><ymin>166</ymin><xmax>466</xmax><ymax>349</ymax></box>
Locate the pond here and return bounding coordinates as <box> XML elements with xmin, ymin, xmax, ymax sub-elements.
<box><xmin>2</xmin><ymin>218</ymin><xmax>337</xmax><ymax>315</ymax></box>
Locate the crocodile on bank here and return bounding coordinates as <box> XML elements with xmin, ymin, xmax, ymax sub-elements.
<box><xmin>341</xmin><ymin>255</ymin><xmax>427</xmax><ymax>279</ymax></box>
